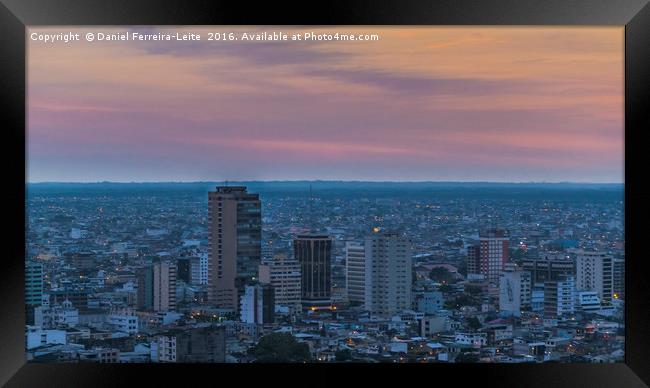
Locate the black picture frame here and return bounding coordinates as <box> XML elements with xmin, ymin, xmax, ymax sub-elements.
<box><xmin>1</xmin><ymin>0</ymin><xmax>648</xmax><ymax>386</ymax></box>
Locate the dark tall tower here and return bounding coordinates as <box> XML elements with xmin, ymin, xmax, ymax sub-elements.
<box><xmin>521</xmin><ymin>252</ymin><xmax>574</xmax><ymax>284</ymax></box>
<box><xmin>177</xmin><ymin>258</ymin><xmax>191</xmax><ymax>284</ymax></box>
<box><xmin>136</xmin><ymin>266</ymin><xmax>153</xmax><ymax>310</ymax></box>
<box><xmin>293</xmin><ymin>234</ymin><xmax>332</xmax><ymax>309</ymax></box>
<box><xmin>208</xmin><ymin>186</ymin><xmax>262</xmax><ymax>311</ymax></box>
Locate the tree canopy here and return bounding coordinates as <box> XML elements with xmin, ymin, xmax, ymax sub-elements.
<box><xmin>335</xmin><ymin>348</ymin><xmax>352</xmax><ymax>362</ymax></box>
<box><xmin>467</xmin><ymin>317</ymin><xmax>482</xmax><ymax>331</ymax></box>
<box><xmin>455</xmin><ymin>352</ymin><xmax>479</xmax><ymax>363</ymax></box>
<box><xmin>429</xmin><ymin>267</ymin><xmax>454</xmax><ymax>283</ymax></box>
<box><xmin>250</xmin><ymin>333</ymin><xmax>311</xmax><ymax>363</ymax></box>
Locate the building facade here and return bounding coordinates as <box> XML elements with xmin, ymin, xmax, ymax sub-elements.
<box><xmin>177</xmin><ymin>256</ymin><xmax>201</xmax><ymax>285</ymax></box>
<box><xmin>544</xmin><ymin>275</ymin><xmax>575</xmax><ymax>318</ymax></box>
<box><xmin>479</xmin><ymin>228</ymin><xmax>509</xmax><ymax>285</ymax></box>
<box><xmin>467</xmin><ymin>228</ymin><xmax>509</xmax><ymax>285</ymax></box>
<box><xmin>153</xmin><ymin>326</ymin><xmax>226</xmax><ymax>363</ymax></box>
<box><xmin>26</xmin><ymin>260</ymin><xmax>44</xmax><ymax>324</ymax></box>
<box><xmin>208</xmin><ymin>186</ymin><xmax>262</xmax><ymax>311</ymax></box>
<box><xmin>612</xmin><ymin>257</ymin><xmax>625</xmax><ymax>300</ymax></box>
<box><xmin>364</xmin><ymin>231</ymin><xmax>412</xmax><ymax>317</ymax></box>
<box><xmin>240</xmin><ymin>284</ymin><xmax>275</xmax><ymax>325</ymax></box>
<box><xmin>498</xmin><ymin>265</ymin><xmax>531</xmax><ymax>317</ymax></box>
<box><xmin>294</xmin><ymin>234</ymin><xmax>333</xmax><ymax>309</ymax></box>
<box><xmin>522</xmin><ymin>252</ymin><xmax>575</xmax><ymax>284</ymax></box>
<box><xmin>345</xmin><ymin>241</ymin><xmax>366</xmax><ymax>306</ymax></box>
<box><xmin>153</xmin><ymin>260</ymin><xmax>176</xmax><ymax>312</ymax></box>
<box><xmin>136</xmin><ymin>266</ymin><xmax>154</xmax><ymax>311</ymax></box>
<box><xmin>575</xmin><ymin>250</ymin><xmax>614</xmax><ymax>306</ymax></box>
<box><xmin>414</xmin><ymin>291</ymin><xmax>444</xmax><ymax>315</ymax></box>
<box><xmin>259</xmin><ymin>253</ymin><xmax>302</xmax><ymax>312</ymax></box>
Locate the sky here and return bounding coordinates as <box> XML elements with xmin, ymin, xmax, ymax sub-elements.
<box><xmin>27</xmin><ymin>27</ymin><xmax>624</xmax><ymax>183</ymax></box>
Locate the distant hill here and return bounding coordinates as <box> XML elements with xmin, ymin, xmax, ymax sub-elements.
<box><xmin>26</xmin><ymin>181</ymin><xmax>624</xmax><ymax>202</ymax></box>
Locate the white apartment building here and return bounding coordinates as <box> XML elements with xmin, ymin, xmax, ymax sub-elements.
<box><xmin>498</xmin><ymin>265</ymin><xmax>531</xmax><ymax>316</ymax></box>
<box><xmin>575</xmin><ymin>250</ymin><xmax>614</xmax><ymax>306</ymax></box>
<box><xmin>109</xmin><ymin>308</ymin><xmax>138</xmax><ymax>334</ymax></box>
<box><xmin>34</xmin><ymin>300</ymin><xmax>79</xmax><ymax>329</ymax></box>
<box><xmin>198</xmin><ymin>251</ymin><xmax>209</xmax><ymax>285</ymax></box>
<box><xmin>259</xmin><ymin>253</ymin><xmax>301</xmax><ymax>312</ymax></box>
<box><xmin>576</xmin><ymin>291</ymin><xmax>602</xmax><ymax>313</ymax></box>
<box><xmin>345</xmin><ymin>241</ymin><xmax>366</xmax><ymax>306</ymax></box>
<box><xmin>364</xmin><ymin>231</ymin><xmax>412</xmax><ymax>317</ymax></box>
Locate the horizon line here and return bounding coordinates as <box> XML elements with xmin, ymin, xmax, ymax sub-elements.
<box><xmin>26</xmin><ymin>179</ymin><xmax>624</xmax><ymax>185</ymax></box>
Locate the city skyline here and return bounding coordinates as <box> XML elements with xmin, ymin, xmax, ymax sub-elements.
<box><xmin>28</xmin><ymin>26</ymin><xmax>623</xmax><ymax>183</ymax></box>
<box><xmin>26</xmin><ymin>182</ymin><xmax>625</xmax><ymax>363</ymax></box>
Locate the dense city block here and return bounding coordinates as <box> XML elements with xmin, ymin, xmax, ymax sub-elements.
<box><xmin>25</xmin><ymin>182</ymin><xmax>624</xmax><ymax>363</ymax></box>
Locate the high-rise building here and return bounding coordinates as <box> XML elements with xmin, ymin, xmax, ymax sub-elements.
<box><xmin>531</xmin><ymin>283</ymin><xmax>545</xmax><ymax>313</ymax></box>
<box><xmin>466</xmin><ymin>244</ymin><xmax>481</xmax><ymax>278</ymax></box>
<box><xmin>364</xmin><ymin>231</ymin><xmax>412</xmax><ymax>317</ymax></box>
<box><xmin>467</xmin><ymin>228</ymin><xmax>509</xmax><ymax>285</ymax></box>
<box><xmin>208</xmin><ymin>186</ymin><xmax>262</xmax><ymax>311</ymax></box>
<box><xmin>240</xmin><ymin>284</ymin><xmax>275</xmax><ymax>325</ymax></box>
<box><xmin>198</xmin><ymin>252</ymin><xmax>209</xmax><ymax>286</ymax></box>
<box><xmin>544</xmin><ymin>275</ymin><xmax>575</xmax><ymax>318</ymax></box>
<box><xmin>294</xmin><ymin>234</ymin><xmax>332</xmax><ymax>309</ymax></box>
<box><xmin>613</xmin><ymin>257</ymin><xmax>625</xmax><ymax>300</ymax></box>
<box><xmin>345</xmin><ymin>241</ymin><xmax>366</xmax><ymax>306</ymax></box>
<box><xmin>177</xmin><ymin>257</ymin><xmax>191</xmax><ymax>284</ymax></box>
<box><xmin>479</xmin><ymin>228</ymin><xmax>509</xmax><ymax>285</ymax></box>
<box><xmin>574</xmin><ymin>250</ymin><xmax>614</xmax><ymax>306</ymax></box>
<box><xmin>26</xmin><ymin>260</ymin><xmax>44</xmax><ymax>307</ymax></box>
<box><xmin>190</xmin><ymin>257</ymin><xmax>201</xmax><ymax>286</ymax></box>
<box><xmin>522</xmin><ymin>252</ymin><xmax>574</xmax><ymax>284</ymax></box>
<box><xmin>498</xmin><ymin>264</ymin><xmax>531</xmax><ymax>317</ymax></box>
<box><xmin>153</xmin><ymin>260</ymin><xmax>176</xmax><ymax>312</ymax></box>
<box><xmin>136</xmin><ymin>266</ymin><xmax>153</xmax><ymax>310</ymax></box>
<box><xmin>177</xmin><ymin>257</ymin><xmax>201</xmax><ymax>285</ymax></box>
<box><xmin>259</xmin><ymin>253</ymin><xmax>302</xmax><ymax>312</ymax></box>
<box><xmin>26</xmin><ymin>261</ymin><xmax>44</xmax><ymax>325</ymax></box>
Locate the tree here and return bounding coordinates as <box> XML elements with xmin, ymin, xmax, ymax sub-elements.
<box><xmin>485</xmin><ymin>313</ymin><xmax>498</xmax><ymax>322</ymax></box>
<box><xmin>250</xmin><ymin>333</ymin><xmax>311</xmax><ymax>363</ymax></box>
<box><xmin>510</xmin><ymin>247</ymin><xmax>526</xmax><ymax>260</ymax></box>
<box><xmin>429</xmin><ymin>267</ymin><xmax>454</xmax><ymax>284</ymax></box>
<box><xmin>385</xmin><ymin>328</ymin><xmax>399</xmax><ymax>338</ymax></box>
<box><xmin>467</xmin><ymin>317</ymin><xmax>482</xmax><ymax>331</ymax></box>
<box><xmin>465</xmin><ymin>284</ymin><xmax>483</xmax><ymax>296</ymax></box>
<box><xmin>335</xmin><ymin>348</ymin><xmax>352</xmax><ymax>362</ymax></box>
<box><xmin>453</xmin><ymin>293</ymin><xmax>480</xmax><ymax>308</ymax></box>
<box><xmin>455</xmin><ymin>351</ymin><xmax>479</xmax><ymax>363</ymax></box>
